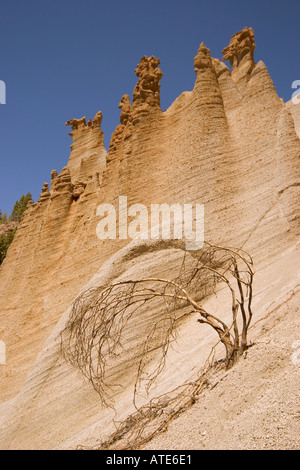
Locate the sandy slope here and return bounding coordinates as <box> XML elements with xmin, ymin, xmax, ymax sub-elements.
<box><xmin>143</xmin><ymin>287</ymin><xmax>300</xmax><ymax>450</ymax></box>
<box><xmin>0</xmin><ymin>240</ymin><xmax>299</xmax><ymax>450</ymax></box>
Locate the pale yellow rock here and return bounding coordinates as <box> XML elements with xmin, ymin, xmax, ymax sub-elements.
<box><xmin>65</xmin><ymin>111</ymin><xmax>107</xmax><ymax>182</ymax></box>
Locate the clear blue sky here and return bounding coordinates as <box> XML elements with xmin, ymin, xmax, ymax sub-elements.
<box><xmin>0</xmin><ymin>0</ymin><xmax>299</xmax><ymax>215</ymax></box>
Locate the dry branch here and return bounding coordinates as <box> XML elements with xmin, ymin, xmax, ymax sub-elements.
<box><xmin>60</xmin><ymin>242</ymin><xmax>254</xmax><ymax>448</ymax></box>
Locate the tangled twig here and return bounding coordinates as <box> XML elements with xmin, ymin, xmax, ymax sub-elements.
<box><xmin>60</xmin><ymin>242</ymin><xmax>254</xmax><ymax>448</ymax></box>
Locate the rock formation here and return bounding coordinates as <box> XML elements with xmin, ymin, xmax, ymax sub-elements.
<box><xmin>65</xmin><ymin>111</ymin><xmax>106</xmax><ymax>181</ymax></box>
<box><xmin>132</xmin><ymin>55</ymin><xmax>163</xmax><ymax>109</ymax></box>
<box><xmin>0</xmin><ymin>27</ymin><xmax>300</xmax><ymax>449</ymax></box>
<box><xmin>109</xmin><ymin>94</ymin><xmax>132</xmax><ymax>152</ymax></box>
<box><xmin>222</xmin><ymin>26</ymin><xmax>256</xmax><ymax>93</ymax></box>
<box><xmin>119</xmin><ymin>94</ymin><xmax>132</xmax><ymax>125</ymax></box>
<box><xmin>222</xmin><ymin>27</ymin><xmax>255</xmax><ymax>69</ymax></box>
<box><xmin>38</xmin><ymin>182</ymin><xmax>50</xmax><ymax>203</ymax></box>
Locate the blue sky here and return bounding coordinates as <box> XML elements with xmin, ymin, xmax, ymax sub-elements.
<box><xmin>0</xmin><ymin>0</ymin><xmax>299</xmax><ymax>214</ymax></box>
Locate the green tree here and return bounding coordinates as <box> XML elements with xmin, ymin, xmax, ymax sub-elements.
<box><xmin>9</xmin><ymin>193</ymin><xmax>32</xmax><ymax>221</ymax></box>
<box><xmin>0</xmin><ymin>210</ymin><xmax>7</xmax><ymax>223</ymax></box>
<box><xmin>0</xmin><ymin>192</ymin><xmax>33</xmax><ymax>265</ymax></box>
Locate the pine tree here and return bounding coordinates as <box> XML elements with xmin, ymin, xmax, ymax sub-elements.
<box><xmin>0</xmin><ymin>192</ymin><xmax>33</xmax><ymax>265</ymax></box>
<box><xmin>9</xmin><ymin>193</ymin><xmax>32</xmax><ymax>221</ymax></box>
<box><xmin>0</xmin><ymin>210</ymin><xmax>7</xmax><ymax>223</ymax></box>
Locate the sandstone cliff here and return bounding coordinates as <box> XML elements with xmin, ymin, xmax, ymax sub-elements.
<box><xmin>0</xmin><ymin>28</ymin><xmax>300</xmax><ymax>449</ymax></box>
